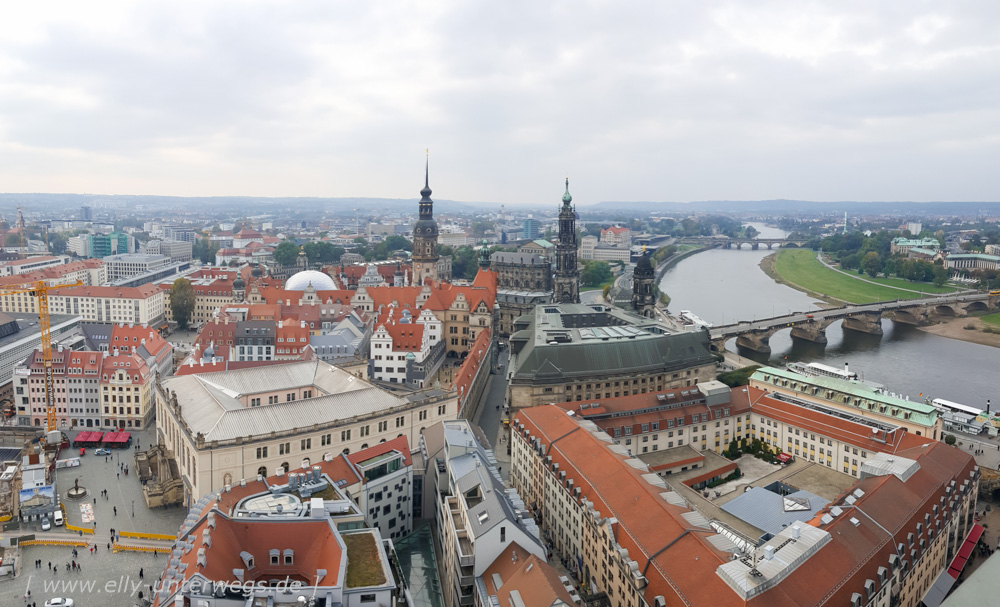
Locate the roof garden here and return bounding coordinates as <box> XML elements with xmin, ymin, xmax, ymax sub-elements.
<box><xmin>343</xmin><ymin>531</ymin><xmax>388</xmax><ymax>588</ymax></box>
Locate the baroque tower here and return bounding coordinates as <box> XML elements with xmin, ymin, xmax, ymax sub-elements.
<box><xmin>411</xmin><ymin>156</ymin><xmax>439</xmax><ymax>284</ymax></box>
<box><xmin>632</xmin><ymin>249</ymin><xmax>656</xmax><ymax>318</ymax></box>
<box><xmin>554</xmin><ymin>178</ymin><xmax>580</xmax><ymax>304</ymax></box>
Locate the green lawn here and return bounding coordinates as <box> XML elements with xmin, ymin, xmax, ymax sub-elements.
<box><xmin>982</xmin><ymin>313</ymin><xmax>1000</xmax><ymax>328</ymax></box>
<box><xmin>773</xmin><ymin>250</ymin><xmax>931</xmax><ymax>303</ymax></box>
<box><xmin>826</xmin><ymin>264</ymin><xmax>958</xmax><ymax>294</ymax></box>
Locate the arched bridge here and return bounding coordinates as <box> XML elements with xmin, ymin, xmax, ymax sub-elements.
<box><xmin>708</xmin><ymin>292</ymin><xmax>999</xmax><ymax>353</ymax></box>
<box><xmin>675</xmin><ymin>236</ymin><xmax>810</xmax><ymax>250</ymax></box>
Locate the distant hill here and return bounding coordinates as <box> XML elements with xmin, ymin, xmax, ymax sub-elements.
<box><xmin>589</xmin><ymin>199</ymin><xmax>1000</xmax><ymax>216</ymax></box>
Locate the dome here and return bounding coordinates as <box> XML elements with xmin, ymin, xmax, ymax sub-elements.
<box><xmin>232</xmin><ymin>276</ymin><xmax>245</xmax><ymax>290</ymax></box>
<box><xmin>251</xmin><ymin>265</ymin><xmax>263</xmax><ymax>277</ymax></box>
<box><xmin>285</xmin><ymin>270</ymin><xmax>336</xmax><ymax>291</ymax></box>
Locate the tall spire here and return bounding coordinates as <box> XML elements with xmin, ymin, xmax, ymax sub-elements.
<box><xmin>562</xmin><ymin>177</ymin><xmax>572</xmax><ymax>205</ymax></box>
<box><xmin>420</xmin><ymin>149</ymin><xmax>432</xmax><ymax>200</ymax></box>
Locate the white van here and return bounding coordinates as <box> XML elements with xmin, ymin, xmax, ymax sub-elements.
<box><xmin>53</xmin><ymin>510</ymin><xmax>64</xmax><ymax>526</ymax></box>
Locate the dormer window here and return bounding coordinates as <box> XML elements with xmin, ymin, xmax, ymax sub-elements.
<box><xmin>283</xmin><ymin>549</ymin><xmax>294</xmax><ymax>565</ymax></box>
<box><xmin>270</xmin><ymin>548</ymin><xmax>280</xmax><ymax>565</ymax></box>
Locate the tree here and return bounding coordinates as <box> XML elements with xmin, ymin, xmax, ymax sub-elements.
<box><xmin>170</xmin><ymin>278</ymin><xmax>196</xmax><ymax>330</ymax></box>
<box><xmin>862</xmin><ymin>251</ymin><xmax>882</xmax><ymax>278</ymax></box>
<box><xmin>932</xmin><ymin>264</ymin><xmax>949</xmax><ymax>287</ymax></box>
<box><xmin>944</xmin><ymin>434</ymin><xmax>956</xmax><ymax>446</ymax></box>
<box><xmin>382</xmin><ymin>235</ymin><xmax>412</xmax><ymax>253</ymax></box>
<box><xmin>580</xmin><ymin>260</ymin><xmax>612</xmax><ymax>287</ymax></box>
<box><xmin>272</xmin><ymin>240</ymin><xmax>300</xmax><ymax>266</ymax></box>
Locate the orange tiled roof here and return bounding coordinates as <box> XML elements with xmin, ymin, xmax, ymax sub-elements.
<box><xmin>452</xmin><ymin>328</ymin><xmax>491</xmax><ymax>401</ymax></box>
<box><xmin>515</xmin><ymin>405</ymin><xmax>743</xmax><ymax>607</ymax></box>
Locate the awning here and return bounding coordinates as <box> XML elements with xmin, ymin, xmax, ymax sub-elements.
<box><xmin>89</xmin><ymin>432</ymin><xmax>104</xmax><ymax>443</ymax></box>
<box><xmin>777</xmin><ymin>453</ymin><xmax>791</xmax><ymax>462</ymax></box>
<box><xmin>102</xmin><ymin>432</ymin><xmax>119</xmax><ymax>444</ymax></box>
<box><xmin>73</xmin><ymin>431</ymin><xmax>93</xmax><ymax>444</ymax></box>
<box><xmin>947</xmin><ymin>523</ymin><xmax>985</xmax><ymax>579</ymax></box>
<box><xmin>113</xmin><ymin>432</ymin><xmax>131</xmax><ymax>444</ymax></box>
<box><xmin>922</xmin><ymin>569</ymin><xmax>959</xmax><ymax>607</ymax></box>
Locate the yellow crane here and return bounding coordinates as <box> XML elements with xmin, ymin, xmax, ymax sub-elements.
<box><xmin>0</xmin><ymin>279</ymin><xmax>82</xmax><ymax>432</ymax></box>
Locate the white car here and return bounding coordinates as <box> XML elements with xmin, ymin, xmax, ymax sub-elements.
<box><xmin>45</xmin><ymin>599</ymin><xmax>75</xmax><ymax>607</ymax></box>
<box><xmin>40</xmin><ymin>516</ymin><xmax>51</xmax><ymax>531</ymax></box>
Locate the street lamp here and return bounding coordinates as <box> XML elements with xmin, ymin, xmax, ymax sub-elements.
<box><xmin>132</xmin><ymin>500</ymin><xmax>135</xmax><ymax>517</ymax></box>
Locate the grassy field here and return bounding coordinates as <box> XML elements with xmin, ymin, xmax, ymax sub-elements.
<box><xmin>773</xmin><ymin>250</ymin><xmax>932</xmax><ymax>303</ymax></box>
<box><xmin>827</xmin><ymin>264</ymin><xmax>958</xmax><ymax>294</ymax></box>
<box><xmin>982</xmin><ymin>313</ymin><xmax>1000</xmax><ymax>328</ymax></box>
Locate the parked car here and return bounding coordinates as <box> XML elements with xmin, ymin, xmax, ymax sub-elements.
<box><xmin>95</xmin><ymin>448</ymin><xmax>111</xmax><ymax>456</ymax></box>
<box><xmin>79</xmin><ymin>447</ymin><xmax>85</xmax><ymax>456</ymax></box>
<box><xmin>53</xmin><ymin>509</ymin><xmax>64</xmax><ymax>526</ymax></box>
<box><xmin>41</xmin><ymin>516</ymin><xmax>51</xmax><ymax>531</ymax></box>
<box><xmin>45</xmin><ymin>599</ymin><xmax>75</xmax><ymax>607</ymax></box>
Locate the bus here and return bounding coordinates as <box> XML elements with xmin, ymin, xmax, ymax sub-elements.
<box><xmin>931</xmin><ymin>398</ymin><xmax>983</xmax><ymax>418</ymax></box>
<box><xmin>990</xmin><ymin>290</ymin><xmax>999</xmax><ymax>296</ymax></box>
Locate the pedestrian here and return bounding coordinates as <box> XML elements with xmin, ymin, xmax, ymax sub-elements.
<box><xmin>153</xmin><ymin>550</ymin><xmax>157</xmax><ymax>558</ymax></box>
<box><xmin>116</xmin><ymin>472</ymin><xmax>119</xmax><ymax>480</ymax></box>
<box><xmin>139</xmin><ymin>567</ymin><xmax>144</xmax><ymax>579</ymax></box>
<box><xmin>107</xmin><ymin>542</ymin><xmax>111</xmax><ymax>551</ymax></box>
<box><xmin>93</xmin><ymin>497</ymin><xmax>96</xmax><ymax>505</ymax></box>
<box><xmin>113</xmin><ymin>506</ymin><xmax>117</xmax><ymax>516</ymax></box>
<box><xmin>47</xmin><ymin>562</ymin><xmax>51</xmax><ymax>570</ymax></box>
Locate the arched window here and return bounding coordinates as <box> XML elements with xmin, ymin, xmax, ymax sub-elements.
<box><xmin>257</xmin><ymin>466</ymin><xmax>267</xmax><ymax>478</ymax></box>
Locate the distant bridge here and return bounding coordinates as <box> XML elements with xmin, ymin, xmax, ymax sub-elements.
<box><xmin>708</xmin><ymin>292</ymin><xmax>999</xmax><ymax>353</ymax></box>
<box><xmin>674</xmin><ymin>236</ymin><xmax>809</xmax><ymax>249</ymax></box>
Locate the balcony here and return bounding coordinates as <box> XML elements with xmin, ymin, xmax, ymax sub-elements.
<box><xmin>456</xmin><ymin>531</ymin><xmax>474</xmax><ymax>568</ymax></box>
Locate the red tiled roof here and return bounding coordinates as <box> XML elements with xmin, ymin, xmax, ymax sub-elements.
<box><xmin>347</xmin><ymin>435</ymin><xmax>412</xmax><ymax>468</ymax></box>
<box><xmin>174</xmin><ymin>512</ymin><xmax>342</xmax><ymax>587</ymax></box>
<box><xmin>452</xmin><ymin>328</ymin><xmax>491</xmax><ymax>402</ymax></box>
<box><xmin>482</xmin><ymin>542</ymin><xmax>577</xmax><ymax>607</ymax></box>
<box><xmin>514</xmin><ymin>405</ymin><xmax>740</xmax><ymax>606</ymax></box>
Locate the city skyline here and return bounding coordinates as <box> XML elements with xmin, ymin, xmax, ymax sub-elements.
<box><xmin>1</xmin><ymin>2</ymin><xmax>999</xmax><ymax>204</ymax></box>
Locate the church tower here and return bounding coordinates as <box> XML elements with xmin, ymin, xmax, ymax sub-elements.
<box><xmin>411</xmin><ymin>156</ymin><xmax>440</xmax><ymax>284</ymax></box>
<box><xmin>296</xmin><ymin>246</ymin><xmax>308</xmax><ymax>271</ymax></box>
<box><xmin>632</xmin><ymin>249</ymin><xmax>656</xmax><ymax>318</ymax></box>
<box><xmin>554</xmin><ymin>178</ymin><xmax>580</xmax><ymax>304</ymax></box>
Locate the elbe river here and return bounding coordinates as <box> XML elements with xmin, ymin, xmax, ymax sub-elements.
<box><xmin>658</xmin><ymin>223</ymin><xmax>998</xmax><ymax>410</ymax></box>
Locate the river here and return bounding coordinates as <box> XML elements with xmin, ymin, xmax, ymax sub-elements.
<box><xmin>659</xmin><ymin>223</ymin><xmax>998</xmax><ymax>410</ymax></box>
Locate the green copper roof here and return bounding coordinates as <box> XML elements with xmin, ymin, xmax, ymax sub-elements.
<box><xmin>751</xmin><ymin>366</ymin><xmax>939</xmax><ymax>427</ymax></box>
<box><xmin>562</xmin><ymin>178</ymin><xmax>572</xmax><ymax>204</ymax></box>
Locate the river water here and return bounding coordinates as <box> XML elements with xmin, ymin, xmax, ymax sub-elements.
<box><xmin>659</xmin><ymin>223</ymin><xmax>998</xmax><ymax>409</ymax></box>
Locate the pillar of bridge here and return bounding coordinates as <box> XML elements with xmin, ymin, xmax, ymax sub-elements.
<box><xmin>841</xmin><ymin>311</ymin><xmax>884</xmax><ymax>335</ymax></box>
<box><xmin>789</xmin><ymin>317</ymin><xmax>834</xmax><ymax>344</ymax></box>
<box><xmin>751</xmin><ymin>242</ymin><xmax>759</xmax><ymax>250</ymax></box>
<box><xmin>710</xmin><ymin>338</ymin><xmax>728</xmax><ymax>352</ymax></box>
<box><xmin>891</xmin><ymin>306</ymin><xmax>928</xmax><ymax>325</ymax></box>
<box><xmin>735</xmin><ymin>328</ymin><xmax>778</xmax><ymax>354</ymax></box>
<box><xmin>766</xmin><ymin>242</ymin><xmax>773</xmax><ymax>249</ymax></box>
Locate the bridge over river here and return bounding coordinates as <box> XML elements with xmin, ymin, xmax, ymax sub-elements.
<box><xmin>674</xmin><ymin>236</ymin><xmax>810</xmax><ymax>249</ymax></box>
<box><xmin>707</xmin><ymin>291</ymin><xmax>999</xmax><ymax>353</ymax></box>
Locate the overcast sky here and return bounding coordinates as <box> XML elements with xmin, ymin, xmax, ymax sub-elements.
<box><xmin>1</xmin><ymin>1</ymin><xmax>998</xmax><ymax>205</ymax></box>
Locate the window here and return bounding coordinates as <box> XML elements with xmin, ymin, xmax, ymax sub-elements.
<box><xmin>419</xmin><ymin>410</ymin><xmax>428</xmax><ymax>421</ymax></box>
<box><xmin>256</xmin><ymin>447</ymin><xmax>268</xmax><ymax>459</ymax></box>
<box><xmin>321</xmin><ymin>434</ymin><xmax>331</xmax><ymax>446</ymax></box>
<box><xmin>437</xmin><ymin>404</ymin><xmax>447</xmax><ymax>415</ymax></box>
<box><xmin>341</xmin><ymin>429</ymin><xmax>351</xmax><ymax>441</ymax></box>
<box><xmin>279</xmin><ymin>442</ymin><xmax>291</xmax><ymax>455</ymax></box>
<box><xmin>301</xmin><ymin>438</ymin><xmax>311</xmax><ymax>450</ymax></box>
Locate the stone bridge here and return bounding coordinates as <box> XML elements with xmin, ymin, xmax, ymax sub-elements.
<box><xmin>707</xmin><ymin>292</ymin><xmax>998</xmax><ymax>354</ymax></box>
<box><xmin>675</xmin><ymin>236</ymin><xmax>810</xmax><ymax>250</ymax></box>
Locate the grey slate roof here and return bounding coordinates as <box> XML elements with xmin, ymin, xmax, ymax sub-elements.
<box><xmin>721</xmin><ymin>486</ymin><xmax>830</xmax><ymax>537</ymax></box>
<box><xmin>509</xmin><ymin>304</ymin><xmax>715</xmax><ymax>381</ymax></box>
<box><xmin>160</xmin><ymin>360</ymin><xmax>407</xmax><ymax>442</ymax></box>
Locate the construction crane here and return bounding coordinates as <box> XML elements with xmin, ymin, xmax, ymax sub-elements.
<box><xmin>0</xmin><ymin>279</ymin><xmax>82</xmax><ymax>434</ymax></box>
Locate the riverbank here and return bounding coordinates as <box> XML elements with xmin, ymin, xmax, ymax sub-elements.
<box><xmin>761</xmin><ymin>252</ymin><xmax>1000</xmax><ymax>349</ymax></box>
<box><xmin>918</xmin><ymin>316</ymin><xmax>1000</xmax><ymax>349</ymax></box>
<box><xmin>758</xmin><ymin>252</ymin><xmax>843</xmax><ymax>308</ymax></box>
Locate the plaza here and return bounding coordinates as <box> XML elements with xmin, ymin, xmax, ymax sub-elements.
<box><xmin>5</xmin><ymin>427</ymin><xmax>185</xmax><ymax>607</ymax></box>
